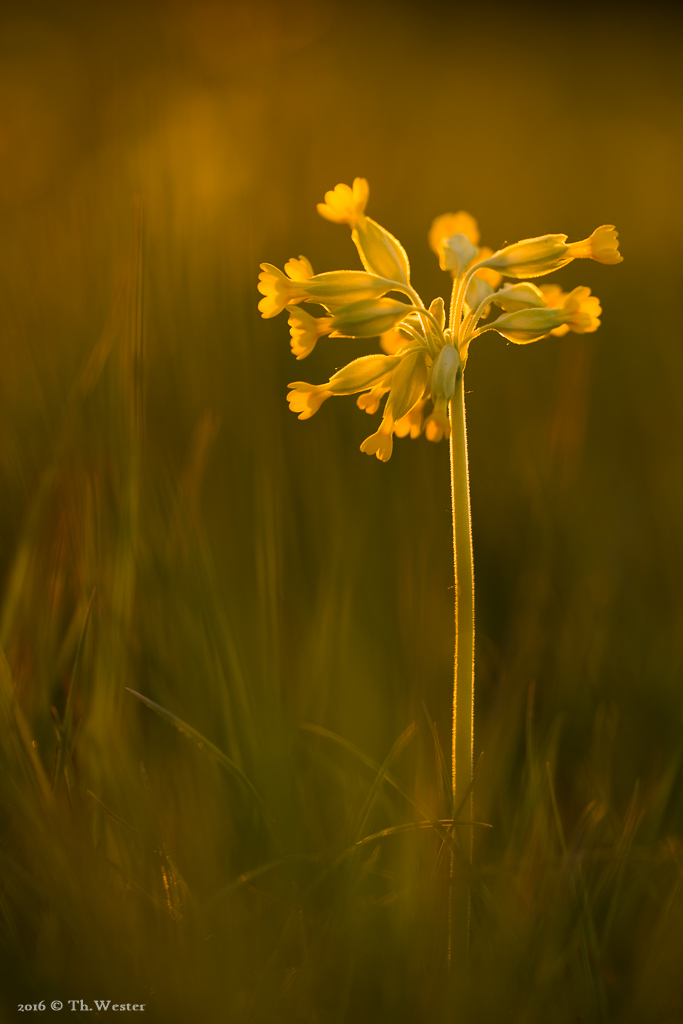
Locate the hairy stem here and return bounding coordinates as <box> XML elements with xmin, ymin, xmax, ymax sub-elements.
<box><xmin>448</xmin><ymin>374</ymin><xmax>475</xmax><ymax>965</ymax></box>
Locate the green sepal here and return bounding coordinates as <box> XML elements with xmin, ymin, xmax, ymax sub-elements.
<box><xmin>352</xmin><ymin>217</ymin><xmax>411</xmax><ymax>285</ymax></box>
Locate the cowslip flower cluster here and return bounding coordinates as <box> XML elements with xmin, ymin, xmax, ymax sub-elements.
<box><xmin>257</xmin><ymin>179</ymin><xmax>622</xmax><ymax>461</ymax></box>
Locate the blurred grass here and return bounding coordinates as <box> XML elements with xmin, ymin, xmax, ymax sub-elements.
<box><xmin>1</xmin><ymin>1</ymin><xmax>683</xmax><ymax>1021</ymax></box>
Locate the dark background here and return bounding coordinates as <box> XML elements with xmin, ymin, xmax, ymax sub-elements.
<box><xmin>1</xmin><ymin>2</ymin><xmax>682</xmax><ymax>1021</ymax></box>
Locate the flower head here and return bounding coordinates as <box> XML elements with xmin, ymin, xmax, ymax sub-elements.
<box><xmin>429</xmin><ymin>211</ymin><xmax>480</xmax><ymax>252</ymax></box>
<box><xmin>259</xmin><ymin>180</ymin><xmax>622</xmax><ymax>461</ymax></box>
<box><xmin>317</xmin><ymin>178</ymin><xmax>369</xmax><ymax>228</ymax></box>
<box><xmin>538</xmin><ymin>284</ymin><xmax>602</xmax><ymax>336</ymax></box>
<box><xmin>257</xmin><ymin>263</ymin><xmax>309</xmax><ymax>318</ymax></box>
<box><xmin>286</xmin><ymin>306</ymin><xmax>333</xmax><ymax>359</ymax></box>
<box><xmin>566</xmin><ymin>225</ymin><xmax>622</xmax><ymax>265</ymax></box>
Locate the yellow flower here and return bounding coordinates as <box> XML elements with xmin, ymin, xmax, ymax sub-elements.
<box><xmin>430</xmin><ymin>213</ymin><xmax>503</xmax><ymax>287</ymax></box>
<box><xmin>538</xmin><ymin>283</ymin><xmax>565</xmax><ymax>309</ymax></box>
<box><xmin>560</xmin><ymin>286</ymin><xmax>602</xmax><ymax>334</ymax></box>
<box><xmin>288</xmin><ymin>353</ymin><xmax>403</xmax><ymax>422</ymax></box>
<box><xmin>258</xmin><ymin>264</ymin><xmax>398</xmax><ymax>320</ymax></box>
<box><xmin>428</xmin><ymin>211</ymin><xmax>480</xmax><ymax>253</ymax></box>
<box><xmin>566</xmin><ymin>225</ymin><xmax>623</xmax><ymax>265</ymax></box>
<box><xmin>422</xmin><ymin>343</ymin><xmax>460</xmax><ymax>441</ymax></box>
<box><xmin>360</xmin><ymin>349</ymin><xmax>429</xmax><ymax>461</ymax></box>
<box><xmin>477</xmin><ymin>234</ymin><xmax>573</xmax><ymax>279</ymax></box>
<box><xmin>317</xmin><ymin>178</ymin><xmax>369</xmax><ymax>228</ymax></box>
<box><xmin>394</xmin><ymin>400</ymin><xmax>425</xmax><ymax>438</ymax></box>
<box><xmin>283</xmin><ymin>255</ymin><xmax>314</xmax><ymax>281</ymax></box>
<box><xmin>486</xmin><ymin>286</ymin><xmax>602</xmax><ymax>342</ymax></box>
<box><xmin>539</xmin><ymin>284</ymin><xmax>602</xmax><ymax>336</ymax></box>
<box><xmin>258</xmin><ymin>263</ymin><xmax>309</xmax><ymax>318</ymax></box>
<box><xmin>319</xmin><ymin>180</ymin><xmax>410</xmax><ymax>285</ymax></box>
<box><xmin>479</xmin><ymin>225</ymin><xmax>622</xmax><ymax>279</ymax></box>
<box><xmin>424</xmin><ymin>398</ymin><xmax>451</xmax><ymax>442</ymax></box>
<box><xmin>359</xmin><ymin>419</ymin><xmax>395</xmax><ymax>462</ymax></box>
<box><xmin>286</xmin><ymin>306</ymin><xmax>333</xmax><ymax>360</ymax></box>
<box><xmin>357</xmin><ymin>384</ymin><xmax>390</xmax><ymax>415</ymax></box>
<box><xmin>286</xmin><ymin>386</ymin><xmax>332</xmax><ymax>420</ymax></box>
<box><xmin>380</xmin><ymin>327</ymin><xmax>410</xmax><ymax>354</ymax></box>
<box><xmin>259</xmin><ymin>178</ymin><xmax>622</xmax><ymax>462</ymax></box>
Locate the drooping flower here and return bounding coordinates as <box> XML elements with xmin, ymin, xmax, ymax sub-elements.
<box><xmin>538</xmin><ymin>284</ymin><xmax>602</xmax><ymax>336</ymax></box>
<box><xmin>286</xmin><ymin>306</ymin><xmax>333</xmax><ymax>359</ymax></box>
<box><xmin>258</xmin><ymin>179</ymin><xmax>622</xmax><ymax>460</ymax></box>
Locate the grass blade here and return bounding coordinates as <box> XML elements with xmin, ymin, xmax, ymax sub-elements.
<box><xmin>126</xmin><ymin>688</ymin><xmax>271</xmax><ymax>829</ymax></box>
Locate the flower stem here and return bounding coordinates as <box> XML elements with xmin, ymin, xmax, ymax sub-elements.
<box><xmin>448</xmin><ymin>374</ymin><xmax>475</xmax><ymax>966</ymax></box>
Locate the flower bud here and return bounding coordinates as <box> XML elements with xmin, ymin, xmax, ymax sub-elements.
<box><xmin>386</xmin><ymin>349</ymin><xmax>429</xmax><ymax>422</ymax></box>
<box><xmin>439</xmin><ymin>233</ymin><xmax>479</xmax><ymax>275</ymax></box>
<box><xmin>465</xmin><ymin>277</ymin><xmax>493</xmax><ymax>312</ymax></box>
<box><xmin>329</xmin><ymin>298</ymin><xmax>410</xmax><ymax>338</ymax></box>
<box><xmin>476</xmin><ymin>234</ymin><xmax>571</xmax><ymax>279</ymax></box>
<box><xmin>489</xmin><ymin>307</ymin><xmax>567</xmax><ymax>343</ymax></box>
<box><xmin>493</xmin><ymin>282</ymin><xmax>546</xmax><ymax>312</ymax></box>
<box><xmin>327</xmin><ymin>354</ymin><xmax>402</xmax><ymax>394</ymax></box>
<box><xmin>430</xmin><ymin>343</ymin><xmax>461</xmax><ymax>399</ymax></box>
<box><xmin>353</xmin><ymin>218</ymin><xmax>411</xmax><ymax>285</ymax></box>
<box><xmin>429</xmin><ymin>296</ymin><xmax>445</xmax><ymax>329</ymax></box>
<box><xmin>303</xmin><ymin>270</ymin><xmax>398</xmax><ymax>308</ymax></box>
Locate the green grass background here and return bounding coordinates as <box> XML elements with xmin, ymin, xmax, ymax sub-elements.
<box><xmin>1</xmin><ymin>1</ymin><xmax>683</xmax><ymax>1020</ymax></box>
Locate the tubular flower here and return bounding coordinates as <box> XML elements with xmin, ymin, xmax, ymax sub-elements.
<box><xmin>559</xmin><ymin>286</ymin><xmax>602</xmax><ymax>334</ymax></box>
<box><xmin>477</xmin><ymin>225</ymin><xmax>622</xmax><ymax>279</ymax></box>
<box><xmin>284</xmin><ymin>255</ymin><xmax>314</xmax><ymax>281</ymax></box>
<box><xmin>258</xmin><ymin>264</ymin><xmax>310</xmax><ymax>318</ymax></box>
<box><xmin>258</xmin><ymin>179</ymin><xmax>622</xmax><ymax>460</ymax></box>
<box><xmin>317</xmin><ymin>178</ymin><xmax>369</xmax><ymax>228</ymax></box>
<box><xmin>286</xmin><ymin>386</ymin><xmax>333</xmax><ymax>420</ymax></box>
<box><xmin>258</xmin><ymin>264</ymin><xmax>399</xmax><ymax>319</ymax></box>
<box><xmin>537</xmin><ymin>284</ymin><xmax>602</xmax><ymax>336</ymax></box>
<box><xmin>360</xmin><ymin>349</ymin><xmax>429</xmax><ymax>461</ymax></box>
<box><xmin>357</xmin><ymin>384</ymin><xmax>390</xmax><ymax>415</ymax></box>
<box><xmin>394</xmin><ymin>400</ymin><xmax>426</xmax><ymax>438</ymax></box>
<box><xmin>287</xmin><ymin>306</ymin><xmax>333</xmax><ymax>359</ymax></box>
<box><xmin>566</xmin><ymin>225</ymin><xmax>623</xmax><ymax>265</ymax></box>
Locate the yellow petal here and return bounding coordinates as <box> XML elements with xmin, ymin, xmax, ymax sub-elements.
<box><xmin>566</xmin><ymin>225</ymin><xmax>622</xmax><ymax>264</ymax></box>
<box><xmin>317</xmin><ymin>178</ymin><xmax>369</xmax><ymax>227</ymax></box>
<box><xmin>428</xmin><ymin>212</ymin><xmax>480</xmax><ymax>254</ymax></box>
<box><xmin>360</xmin><ymin>419</ymin><xmax>394</xmax><ymax>461</ymax></box>
<box><xmin>357</xmin><ymin>384</ymin><xmax>390</xmax><ymax>415</ymax></box>
<box><xmin>284</xmin><ymin>255</ymin><xmax>314</xmax><ymax>281</ymax></box>
<box><xmin>393</xmin><ymin>400</ymin><xmax>425</xmax><ymax>438</ymax></box>
<box><xmin>380</xmin><ymin>327</ymin><xmax>408</xmax><ymax>354</ymax></box>
<box><xmin>286</xmin><ymin>384</ymin><xmax>331</xmax><ymax>420</ymax></box>
<box><xmin>286</xmin><ymin>306</ymin><xmax>332</xmax><ymax>359</ymax></box>
<box><xmin>424</xmin><ymin>398</ymin><xmax>450</xmax><ymax>442</ymax></box>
